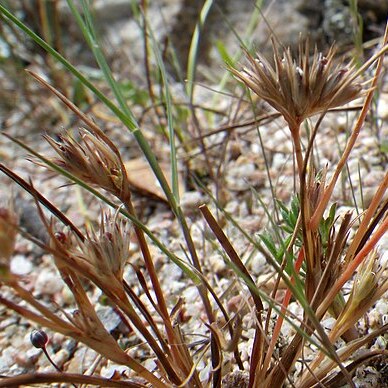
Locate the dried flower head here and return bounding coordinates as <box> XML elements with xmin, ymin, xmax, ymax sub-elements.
<box><xmin>70</xmin><ymin>211</ymin><xmax>131</xmax><ymax>282</ymax></box>
<box><xmin>45</xmin><ymin>128</ymin><xmax>130</xmax><ymax>199</ymax></box>
<box><xmin>348</xmin><ymin>249</ymin><xmax>384</xmax><ymax>309</ymax></box>
<box><xmin>334</xmin><ymin>249</ymin><xmax>385</xmax><ymax>333</ymax></box>
<box><xmin>230</xmin><ymin>40</ymin><xmax>363</xmax><ymax>129</ymax></box>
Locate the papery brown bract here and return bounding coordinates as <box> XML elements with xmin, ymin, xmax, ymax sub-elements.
<box><xmin>0</xmin><ymin>207</ymin><xmax>18</xmax><ymax>279</ymax></box>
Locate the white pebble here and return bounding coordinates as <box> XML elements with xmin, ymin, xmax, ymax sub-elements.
<box><xmin>181</xmin><ymin>191</ymin><xmax>204</xmax><ymax>211</ymax></box>
<box><xmin>34</xmin><ymin>270</ymin><xmax>63</xmax><ymax>295</ymax></box>
<box><xmin>249</xmin><ymin>252</ymin><xmax>267</xmax><ymax>275</ymax></box>
<box><xmin>10</xmin><ymin>254</ymin><xmax>33</xmax><ymax>275</ymax></box>
<box><xmin>375</xmin><ymin>300</ymin><xmax>388</xmax><ymax>315</ymax></box>
<box><xmin>101</xmin><ymin>363</ymin><xmax>130</xmax><ymax>379</ymax></box>
<box><xmin>377</xmin><ymin>98</ymin><xmax>388</xmax><ymax>119</ymax></box>
<box><xmin>208</xmin><ymin>253</ymin><xmax>226</xmax><ymax>274</ymax></box>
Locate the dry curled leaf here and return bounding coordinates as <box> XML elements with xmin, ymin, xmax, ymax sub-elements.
<box><xmin>124</xmin><ymin>158</ymin><xmax>185</xmax><ymax>202</ymax></box>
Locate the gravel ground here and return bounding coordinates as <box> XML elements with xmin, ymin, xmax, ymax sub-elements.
<box><xmin>0</xmin><ymin>3</ymin><xmax>388</xmax><ymax>387</ymax></box>
<box><xmin>1</xmin><ymin>72</ymin><xmax>387</xmax><ymax>386</ymax></box>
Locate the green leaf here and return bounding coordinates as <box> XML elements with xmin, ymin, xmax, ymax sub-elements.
<box><xmin>215</xmin><ymin>40</ymin><xmax>233</xmax><ymax>65</ymax></box>
<box><xmin>259</xmin><ymin>232</ymin><xmax>278</xmax><ymax>260</ymax></box>
<box><xmin>119</xmin><ymin>81</ymin><xmax>149</xmax><ymax>106</ymax></box>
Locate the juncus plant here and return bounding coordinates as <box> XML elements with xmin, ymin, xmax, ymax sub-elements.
<box><xmin>227</xmin><ymin>35</ymin><xmax>388</xmax><ymax>387</ymax></box>
<box><xmin>0</xmin><ymin>1</ymin><xmax>387</xmax><ymax>386</ymax></box>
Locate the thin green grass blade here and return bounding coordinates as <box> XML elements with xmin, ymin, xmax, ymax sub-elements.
<box><xmin>251</xmin><ymin>188</ymin><xmax>305</xmax><ymax>293</ymax></box>
<box><xmin>67</xmin><ymin>0</ymin><xmax>181</xmax><ymax>206</ymax></box>
<box><xmin>0</xmin><ymin>3</ymin><xmax>179</xmax><ymax>214</ymax></box>
<box><xmin>70</xmin><ymin>0</ymin><xmax>137</xmax><ymax>123</ymax></box>
<box><xmin>349</xmin><ymin>0</ymin><xmax>364</xmax><ymax>64</ymax></box>
<box><xmin>1</xmin><ymin>133</ymin><xmax>201</xmax><ymax>285</ymax></box>
<box><xmin>0</xmin><ymin>4</ymin><xmax>134</xmax><ymax>131</ymax></box>
<box><xmin>216</xmin><ymin>0</ymin><xmax>264</xmax><ymax>91</ymax></box>
<box><xmin>144</xmin><ymin>13</ymin><xmax>180</xmax><ymax>202</ymax></box>
<box><xmin>215</xmin><ymin>40</ymin><xmax>233</xmax><ymax>65</ymax></box>
<box><xmin>186</xmin><ymin>0</ymin><xmax>214</xmax><ymax>100</ymax></box>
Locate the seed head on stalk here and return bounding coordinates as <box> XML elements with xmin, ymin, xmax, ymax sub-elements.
<box><xmin>229</xmin><ymin>39</ymin><xmax>363</xmax><ymax>131</ymax></box>
<box><xmin>44</xmin><ymin>128</ymin><xmax>131</xmax><ymax>201</ymax></box>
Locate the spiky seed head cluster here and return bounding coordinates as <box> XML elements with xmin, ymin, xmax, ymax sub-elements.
<box><xmin>45</xmin><ymin>128</ymin><xmax>130</xmax><ymax>199</ymax></box>
<box><xmin>230</xmin><ymin>40</ymin><xmax>363</xmax><ymax>129</ymax></box>
<box><xmin>80</xmin><ymin>212</ymin><xmax>131</xmax><ymax>281</ymax></box>
<box><xmin>54</xmin><ymin>211</ymin><xmax>131</xmax><ymax>283</ymax></box>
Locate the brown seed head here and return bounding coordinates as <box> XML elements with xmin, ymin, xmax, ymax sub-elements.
<box><xmin>350</xmin><ymin>249</ymin><xmax>382</xmax><ymax>308</ymax></box>
<box><xmin>336</xmin><ymin>249</ymin><xmax>383</xmax><ymax>328</ymax></box>
<box><xmin>72</xmin><ymin>211</ymin><xmax>131</xmax><ymax>282</ymax></box>
<box><xmin>230</xmin><ymin>40</ymin><xmax>363</xmax><ymax>129</ymax></box>
<box><xmin>45</xmin><ymin>129</ymin><xmax>130</xmax><ymax>199</ymax></box>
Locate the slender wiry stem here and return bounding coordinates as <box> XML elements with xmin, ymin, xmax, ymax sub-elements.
<box><xmin>122</xmin><ymin>200</ymin><xmax>194</xmax><ymax>385</ymax></box>
<box><xmin>123</xmin><ymin>201</ymin><xmax>171</xmax><ymax>324</ymax></box>
<box><xmin>344</xmin><ymin>171</ymin><xmax>388</xmax><ymax>263</ymax></box>
<box><xmin>0</xmin><ymin>372</ymin><xmax>147</xmax><ymax>387</ymax></box>
<box><xmin>317</xmin><ymin>215</ymin><xmax>388</xmax><ymax>320</ymax></box>
<box><xmin>310</xmin><ymin>27</ymin><xmax>388</xmax><ymax>231</ymax></box>
<box><xmin>260</xmin><ymin>249</ymin><xmax>305</xmax><ymax>379</ymax></box>
<box><xmin>290</xmin><ymin>127</ymin><xmax>304</xmax><ymax>181</ymax></box>
<box><xmin>98</xmin><ymin>284</ymin><xmax>182</xmax><ymax>386</ymax></box>
<box><xmin>290</xmin><ymin>125</ymin><xmax>315</xmax><ymax>294</ymax></box>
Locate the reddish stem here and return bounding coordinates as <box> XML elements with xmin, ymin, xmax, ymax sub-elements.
<box><xmin>260</xmin><ymin>249</ymin><xmax>305</xmax><ymax>378</ymax></box>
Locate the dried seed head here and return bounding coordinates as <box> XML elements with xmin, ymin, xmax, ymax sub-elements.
<box><xmin>44</xmin><ymin>129</ymin><xmax>130</xmax><ymax>199</ymax></box>
<box><xmin>350</xmin><ymin>249</ymin><xmax>382</xmax><ymax>308</ymax></box>
<box><xmin>54</xmin><ymin>231</ymin><xmax>68</xmax><ymax>245</ymax></box>
<box><xmin>71</xmin><ymin>211</ymin><xmax>131</xmax><ymax>282</ymax></box>
<box><xmin>0</xmin><ymin>207</ymin><xmax>18</xmax><ymax>278</ymax></box>
<box><xmin>49</xmin><ymin>229</ymin><xmax>78</xmax><ymax>268</ymax></box>
<box><xmin>230</xmin><ymin>39</ymin><xmax>363</xmax><ymax>129</ymax></box>
<box><xmin>337</xmin><ymin>250</ymin><xmax>383</xmax><ymax>326</ymax></box>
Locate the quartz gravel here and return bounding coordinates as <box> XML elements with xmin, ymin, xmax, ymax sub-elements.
<box><xmin>0</xmin><ymin>2</ymin><xmax>387</xmax><ymax>386</ymax></box>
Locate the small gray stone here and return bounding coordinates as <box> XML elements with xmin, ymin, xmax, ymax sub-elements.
<box><xmin>34</xmin><ymin>270</ymin><xmax>63</xmax><ymax>296</ymax></box>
